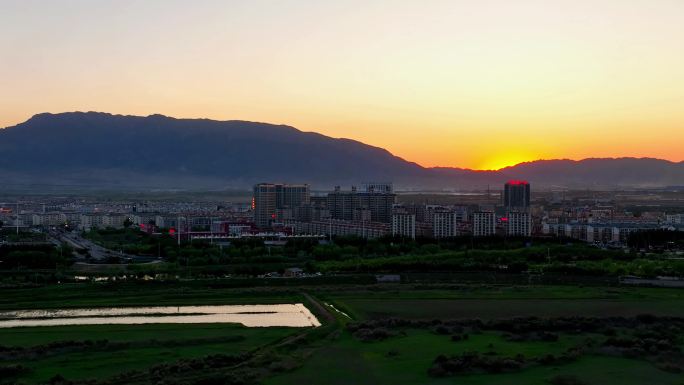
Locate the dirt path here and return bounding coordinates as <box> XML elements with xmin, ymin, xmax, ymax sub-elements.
<box><xmin>302</xmin><ymin>292</ymin><xmax>335</xmax><ymax>323</ymax></box>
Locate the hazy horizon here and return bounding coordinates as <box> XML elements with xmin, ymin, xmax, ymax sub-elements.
<box><xmin>2</xmin><ymin>0</ymin><xmax>684</xmax><ymax>169</ymax></box>
<box><xmin>3</xmin><ymin>110</ymin><xmax>682</xmax><ymax>172</ymax></box>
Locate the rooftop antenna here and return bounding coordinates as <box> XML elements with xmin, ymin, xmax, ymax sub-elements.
<box><xmin>16</xmin><ymin>202</ymin><xmax>19</xmax><ymax>235</ymax></box>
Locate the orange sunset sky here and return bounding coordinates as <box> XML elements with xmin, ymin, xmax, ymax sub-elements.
<box><xmin>1</xmin><ymin>0</ymin><xmax>683</xmax><ymax>170</ymax></box>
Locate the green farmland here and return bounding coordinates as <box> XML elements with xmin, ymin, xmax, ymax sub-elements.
<box><xmin>2</xmin><ymin>282</ymin><xmax>684</xmax><ymax>385</ymax></box>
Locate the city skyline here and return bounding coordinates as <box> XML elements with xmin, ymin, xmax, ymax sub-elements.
<box><xmin>2</xmin><ymin>0</ymin><xmax>684</xmax><ymax>170</ymax></box>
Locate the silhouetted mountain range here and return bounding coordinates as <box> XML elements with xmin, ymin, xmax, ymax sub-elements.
<box><xmin>0</xmin><ymin>112</ymin><xmax>682</xmax><ymax>191</ymax></box>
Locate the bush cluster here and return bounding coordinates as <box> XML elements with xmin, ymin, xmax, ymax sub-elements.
<box><xmin>428</xmin><ymin>352</ymin><xmax>523</xmax><ymax>377</ymax></box>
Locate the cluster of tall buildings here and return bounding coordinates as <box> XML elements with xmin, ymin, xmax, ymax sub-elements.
<box><xmin>252</xmin><ymin>181</ymin><xmax>533</xmax><ymax>239</ymax></box>
<box><xmin>4</xmin><ymin>179</ymin><xmax>681</xmax><ymax>247</ymax></box>
<box><xmin>455</xmin><ymin>180</ymin><xmax>532</xmax><ymax>238</ymax></box>
<box><xmin>252</xmin><ymin>183</ymin><xmax>396</xmax><ymax>236</ymax></box>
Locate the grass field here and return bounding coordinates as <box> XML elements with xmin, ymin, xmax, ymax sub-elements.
<box><xmin>265</xmin><ymin>285</ymin><xmax>684</xmax><ymax>385</ymax></box>
<box><xmin>2</xmin><ymin>283</ymin><xmax>684</xmax><ymax>385</ymax></box>
<box><xmin>1</xmin><ymin>324</ymin><xmax>297</xmax><ymax>384</ymax></box>
<box><xmin>265</xmin><ymin>328</ymin><xmax>684</xmax><ymax>385</ymax></box>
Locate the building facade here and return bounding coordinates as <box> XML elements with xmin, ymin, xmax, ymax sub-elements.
<box><xmin>473</xmin><ymin>211</ymin><xmax>496</xmax><ymax>237</ymax></box>
<box><xmin>432</xmin><ymin>210</ymin><xmax>457</xmax><ymax>238</ymax></box>
<box><xmin>505</xmin><ymin>211</ymin><xmax>531</xmax><ymax>237</ymax></box>
<box><xmin>327</xmin><ymin>185</ymin><xmax>396</xmax><ymax>223</ymax></box>
<box><xmin>286</xmin><ymin>219</ymin><xmax>389</xmax><ymax>238</ymax></box>
<box><xmin>253</xmin><ymin>183</ymin><xmax>310</xmax><ymax>229</ymax></box>
<box><xmin>504</xmin><ymin>180</ymin><xmax>530</xmax><ymax>211</ymax></box>
<box><xmin>392</xmin><ymin>213</ymin><xmax>416</xmax><ymax>239</ymax></box>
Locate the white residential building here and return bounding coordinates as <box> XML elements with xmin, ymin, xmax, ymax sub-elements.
<box><xmin>392</xmin><ymin>213</ymin><xmax>416</xmax><ymax>239</ymax></box>
<box><xmin>32</xmin><ymin>213</ymin><xmax>64</xmax><ymax>227</ymax></box>
<box><xmin>472</xmin><ymin>212</ymin><xmax>496</xmax><ymax>237</ymax></box>
<box><xmin>433</xmin><ymin>210</ymin><xmax>457</xmax><ymax>238</ymax></box>
<box><xmin>80</xmin><ymin>214</ymin><xmax>105</xmax><ymax>231</ymax></box>
<box><xmin>102</xmin><ymin>214</ymin><xmax>128</xmax><ymax>229</ymax></box>
<box><xmin>505</xmin><ymin>212</ymin><xmax>532</xmax><ymax>237</ymax></box>
<box><xmin>666</xmin><ymin>214</ymin><xmax>683</xmax><ymax>224</ymax></box>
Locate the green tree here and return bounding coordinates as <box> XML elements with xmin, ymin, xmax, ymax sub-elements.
<box><xmin>123</xmin><ymin>217</ymin><xmax>133</xmax><ymax>228</ymax></box>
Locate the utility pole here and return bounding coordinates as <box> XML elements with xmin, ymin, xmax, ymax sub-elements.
<box><xmin>16</xmin><ymin>202</ymin><xmax>19</xmax><ymax>235</ymax></box>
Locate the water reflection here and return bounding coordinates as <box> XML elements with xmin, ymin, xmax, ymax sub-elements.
<box><xmin>0</xmin><ymin>304</ymin><xmax>321</xmax><ymax>328</ymax></box>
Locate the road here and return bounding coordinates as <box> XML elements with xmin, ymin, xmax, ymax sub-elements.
<box><xmin>52</xmin><ymin>230</ymin><xmax>159</xmax><ymax>263</ymax></box>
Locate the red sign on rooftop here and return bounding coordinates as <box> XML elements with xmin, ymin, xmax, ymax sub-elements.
<box><xmin>506</xmin><ymin>180</ymin><xmax>529</xmax><ymax>185</ymax></box>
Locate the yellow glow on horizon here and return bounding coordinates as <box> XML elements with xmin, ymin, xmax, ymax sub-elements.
<box><xmin>477</xmin><ymin>155</ymin><xmax>537</xmax><ymax>171</ymax></box>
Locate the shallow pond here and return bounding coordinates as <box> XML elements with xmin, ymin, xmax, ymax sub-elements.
<box><xmin>0</xmin><ymin>304</ymin><xmax>321</xmax><ymax>328</ymax></box>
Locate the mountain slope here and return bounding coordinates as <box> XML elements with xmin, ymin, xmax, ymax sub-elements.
<box><xmin>496</xmin><ymin>158</ymin><xmax>684</xmax><ymax>187</ymax></box>
<box><xmin>0</xmin><ymin>112</ymin><xmax>423</xmax><ymax>188</ymax></box>
<box><xmin>0</xmin><ymin>112</ymin><xmax>681</xmax><ymax>190</ymax></box>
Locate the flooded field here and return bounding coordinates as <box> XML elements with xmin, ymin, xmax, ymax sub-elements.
<box><xmin>0</xmin><ymin>304</ymin><xmax>321</xmax><ymax>328</ymax></box>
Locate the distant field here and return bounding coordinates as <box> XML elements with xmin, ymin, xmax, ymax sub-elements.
<box><xmin>0</xmin><ymin>282</ymin><xmax>305</xmax><ymax>310</ymax></box>
<box><xmin>320</xmin><ymin>285</ymin><xmax>684</xmax><ymax>320</ymax></box>
<box><xmin>332</xmin><ymin>298</ymin><xmax>684</xmax><ymax>319</ymax></box>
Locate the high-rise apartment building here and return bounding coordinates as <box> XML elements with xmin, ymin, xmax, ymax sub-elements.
<box><xmin>327</xmin><ymin>185</ymin><xmax>396</xmax><ymax>223</ymax></box>
<box><xmin>504</xmin><ymin>211</ymin><xmax>532</xmax><ymax>237</ymax></box>
<box><xmin>432</xmin><ymin>210</ymin><xmax>457</xmax><ymax>238</ymax></box>
<box><xmin>504</xmin><ymin>180</ymin><xmax>530</xmax><ymax>211</ymax></box>
<box><xmin>472</xmin><ymin>211</ymin><xmax>496</xmax><ymax>237</ymax></box>
<box><xmin>275</xmin><ymin>184</ymin><xmax>310</xmax><ymax>208</ymax></box>
<box><xmin>253</xmin><ymin>183</ymin><xmax>310</xmax><ymax>229</ymax></box>
<box><xmin>392</xmin><ymin>212</ymin><xmax>416</xmax><ymax>239</ymax></box>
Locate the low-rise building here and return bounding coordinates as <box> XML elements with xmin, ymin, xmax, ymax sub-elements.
<box><xmin>102</xmin><ymin>214</ymin><xmax>128</xmax><ymax>229</ymax></box>
<box><xmin>80</xmin><ymin>214</ymin><xmax>105</xmax><ymax>231</ymax></box>
<box><xmin>286</xmin><ymin>219</ymin><xmax>389</xmax><ymax>239</ymax></box>
<box><xmin>32</xmin><ymin>213</ymin><xmax>64</xmax><ymax>227</ymax></box>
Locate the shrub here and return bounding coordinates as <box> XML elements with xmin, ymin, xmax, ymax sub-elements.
<box><xmin>428</xmin><ymin>352</ymin><xmax>523</xmax><ymax>377</ymax></box>
<box><xmin>353</xmin><ymin>327</ymin><xmax>395</xmax><ymax>342</ymax></box>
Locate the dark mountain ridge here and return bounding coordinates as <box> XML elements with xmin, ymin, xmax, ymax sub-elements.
<box><xmin>0</xmin><ymin>112</ymin><xmax>681</xmax><ymax>190</ymax></box>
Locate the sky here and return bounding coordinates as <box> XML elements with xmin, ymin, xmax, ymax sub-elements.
<box><xmin>1</xmin><ymin>0</ymin><xmax>683</xmax><ymax>170</ymax></box>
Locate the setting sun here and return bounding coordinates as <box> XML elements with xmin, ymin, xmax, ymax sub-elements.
<box><xmin>477</xmin><ymin>154</ymin><xmax>538</xmax><ymax>171</ymax></box>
